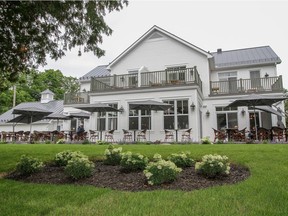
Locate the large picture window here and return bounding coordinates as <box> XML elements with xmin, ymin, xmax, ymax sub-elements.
<box><xmin>97</xmin><ymin>104</ymin><xmax>118</xmax><ymax>131</ymax></box>
<box><xmin>163</xmin><ymin>99</ymin><xmax>189</xmax><ymax>130</ymax></box>
<box><xmin>129</xmin><ymin>107</ymin><xmax>151</xmax><ymax>130</ymax></box>
<box><xmin>216</xmin><ymin>107</ymin><xmax>238</xmax><ymax>130</ymax></box>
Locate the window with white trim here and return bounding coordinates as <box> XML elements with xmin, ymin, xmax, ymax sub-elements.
<box><xmin>216</xmin><ymin>106</ymin><xmax>238</xmax><ymax>130</ymax></box>
<box><xmin>129</xmin><ymin>107</ymin><xmax>151</xmax><ymax>130</ymax></box>
<box><xmin>97</xmin><ymin>104</ymin><xmax>118</xmax><ymax>130</ymax></box>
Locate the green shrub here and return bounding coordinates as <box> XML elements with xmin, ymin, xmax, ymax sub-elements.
<box><xmin>16</xmin><ymin>155</ymin><xmax>44</xmax><ymax>175</ymax></box>
<box><xmin>201</xmin><ymin>137</ymin><xmax>212</xmax><ymax>144</ymax></box>
<box><xmin>120</xmin><ymin>151</ymin><xmax>149</xmax><ymax>171</ymax></box>
<box><xmin>65</xmin><ymin>157</ymin><xmax>94</xmax><ymax>180</ymax></box>
<box><xmin>96</xmin><ymin>140</ymin><xmax>109</xmax><ymax>145</ymax></box>
<box><xmin>167</xmin><ymin>152</ymin><xmax>194</xmax><ymax>168</ymax></box>
<box><xmin>104</xmin><ymin>145</ymin><xmax>122</xmax><ymax>165</ymax></box>
<box><xmin>152</xmin><ymin>153</ymin><xmax>162</xmax><ymax>162</ymax></box>
<box><xmin>195</xmin><ymin>154</ymin><xmax>230</xmax><ymax>178</ymax></box>
<box><xmin>82</xmin><ymin>139</ymin><xmax>90</xmax><ymax>145</ymax></box>
<box><xmin>143</xmin><ymin>160</ymin><xmax>182</xmax><ymax>185</ymax></box>
<box><xmin>55</xmin><ymin>150</ymin><xmax>88</xmax><ymax>166</ymax></box>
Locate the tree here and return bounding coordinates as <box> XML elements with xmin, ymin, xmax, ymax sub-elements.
<box><xmin>0</xmin><ymin>69</ymin><xmax>80</xmax><ymax>114</ymax></box>
<box><xmin>0</xmin><ymin>0</ymin><xmax>128</xmax><ymax>91</ymax></box>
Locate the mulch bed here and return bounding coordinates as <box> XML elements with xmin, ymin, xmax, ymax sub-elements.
<box><xmin>6</xmin><ymin>161</ymin><xmax>250</xmax><ymax>192</ymax></box>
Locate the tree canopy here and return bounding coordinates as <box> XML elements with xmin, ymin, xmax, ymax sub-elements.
<box><xmin>0</xmin><ymin>0</ymin><xmax>128</xmax><ymax>90</ymax></box>
<box><xmin>0</xmin><ymin>69</ymin><xmax>79</xmax><ymax>114</ymax></box>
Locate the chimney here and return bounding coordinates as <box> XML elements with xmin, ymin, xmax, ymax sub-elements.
<box><xmin>217</xmin><ymin>48</ymin><xmax>222</xmax><ymax>54</ymax></box>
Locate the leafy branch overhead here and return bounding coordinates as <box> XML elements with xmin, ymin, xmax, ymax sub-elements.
<box><xmin>0</xmin><ymin>0</ymin><xmax>128</xmax><ymax>89</ymax></box>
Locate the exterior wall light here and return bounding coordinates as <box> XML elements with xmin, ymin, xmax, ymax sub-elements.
<box><xmin>190</xmin><ymin>102</ymin><xmax>195</xmax><ymax>111</ymax></box>
<box><xmin>118</xmin><ymin>106</ymin><xmax>124</xmax><ymax>113</ymax></box>
<box><xmin>206</xmin><ymin>110</ymin><xmax>210</xmax><ymax>117</ymax></box>
<box><xmin>241</xmin><ymin>108</ymin><xmax>245</xmax><ymax>116</ymax></box>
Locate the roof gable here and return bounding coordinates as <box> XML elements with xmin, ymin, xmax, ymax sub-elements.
<box><xmin>108</xmin><ymin>25</ymin><xmax>212</xmax><ymax>69</ymax></box>
<box><xmin>79</xmin><ymin>65</ymin><xmax>110</xmax><ymax>80</ymax></box>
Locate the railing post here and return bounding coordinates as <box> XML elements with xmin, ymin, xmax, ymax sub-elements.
<box><xmin>240</xmin><ymin>78</ymin><xmax>243</xmax><ymax>92</ymax></box>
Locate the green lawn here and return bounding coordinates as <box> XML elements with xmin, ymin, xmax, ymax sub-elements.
<box><xmin>1</xmin><ymin>144</ymin><xmax>288</xmax><ymax>216</ymax></box>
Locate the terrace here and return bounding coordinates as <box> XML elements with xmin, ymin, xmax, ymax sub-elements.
<box><xmin>210</xmin><ymin>75</ymin><xmax>283</xmax><ymax>96</ymax></box>
<box><xmin>64</xmin><ymin>67</ymin><xmax>202</xmax><ymax>105</ymax></box>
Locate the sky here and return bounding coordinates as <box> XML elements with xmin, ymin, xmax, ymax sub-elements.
<box><xmin>40</xmin><ymin>0</ymin><xmax>288</xmax><ymax>88</ymax></box>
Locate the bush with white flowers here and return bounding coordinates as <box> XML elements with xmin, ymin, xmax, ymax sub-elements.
<box><xmin>104</xmin><ymin>145</ymin><xmax>122</xmax><ymax>165</ymax></box>
<box><xmin>120</xmin><ymin>151</ymin><xmax>149</xmax><ymax>171</ymax></box>
<box><xmin>167</xmin><ymin>152</ymin><xmax>194</xmax><ymax>168</ymax></box>
<box><xmin>195</xmin><ymin>154</ymin><xmax>230</xmax><ymax>178</ymax></box>
<box><xmin>55</xmin><ymin>150</ymin><xmax>88</xmax><ymax>166</ymax></box>
<box><xmin>16</xmin><ymin>155</ymin><xmax>44</xmax><ymax>175</ymax></box>
<box><xmin>143</xmin><ymin>160</ymin><xmax>182</xmax><ymax>185</ymax></box>
<box><xmin>152</xmin><ymin>153</ymin><xmax>162</xmax><ymax>162</ymax></box>
<box><xmin>65</xmin><ymin>157</ymin><xmax>94</xmax><ymax>180</ymax></box>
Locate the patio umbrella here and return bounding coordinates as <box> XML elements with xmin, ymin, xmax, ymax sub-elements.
<box><xmin>253</xmin><ymin>106</ymin><xmax>285</xmax><ymax>117</ymax></box>
<box><xmin>226</xmin><ymin>94</ymin><xmax>288</xmax><ymax>140</ymax></box>
<box><xmin>10</xmin><ymin>107</ymin><xmax>52</xmax><ymax>140</ymax></box>
<box><xmin>45</xmin><ymin>113</ymin><xmax>70</xmax><ymax>130</ymax></box>
<box><xmin>73</xmin><ymin>103</ymin><xmax>119</xmax><ymax>140</ymax></box>
<box><xmin>129</xmin><ymin>100</ymin><xmax>172</xmax><ymax>141</ymax></box>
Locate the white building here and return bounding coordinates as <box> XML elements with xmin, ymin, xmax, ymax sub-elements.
<box><xmin>63</xmin><ymin>25</ymin><xmax>285</xmax><ymax>142</ymax></box>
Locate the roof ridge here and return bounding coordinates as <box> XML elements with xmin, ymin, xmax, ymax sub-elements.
<box><xmin>211</xmin><ymin>45</ymin><xmax>270</xmax><ymax>54</ymax></box>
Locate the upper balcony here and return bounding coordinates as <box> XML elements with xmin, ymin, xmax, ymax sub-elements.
<box><xmin>210</xmin><ymin>75</ymin><xmax>284</xmax><ymax>96</ymax></box>
<box><xmin>90</xmin><ymin>67</ymin><xmax>202</xmax><ymax>92</ymax></box>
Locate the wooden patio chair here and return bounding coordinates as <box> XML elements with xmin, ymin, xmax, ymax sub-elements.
<box><xmin>212</xmin><ymin>128</ymin><xmax>226</xmax><ymax>142</ymax></box>
<box><xmin>123</xmin><ymin>129</ymin><xmax>132</xmax><ymax>142</ymax></box>
<box><xmin>137</xmin><ymin>129</ymin><xmax>147</xmax><ymax>142</ymax></box>
<box><xmin>231</xmin><ymin>128</ymin><xmax>246</xmax><ymax>142</ymax></box>
<box><xmin>164</xmin><ymin>129</ymin><xmax>174</xmax><ymax>142</ymax></box>
<box><xmin>89</xmin><ymin>130</ymin><xmax>99</xmax><ymax>142</ymax></box>
<box><xmin>181</xmin><ymin>128</ymin><xmax>192</xmax><ymax>142</ymax></box>
<box><xmin>105</xmin><ymin>130</ymin><xmax>115</xmax><ymax>142</ymax></box>
<box><xmin>257</xmin><ymin>127</ymin><xmax>271</xmax><ymax>141</ymax></box>
<box><xmin>271</xmin><ymin>126</ymin><xmax>285</xmax><ymax>142</ymax></box>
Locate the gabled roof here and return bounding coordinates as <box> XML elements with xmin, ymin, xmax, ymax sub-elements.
<box><xmin>211</xmin><ymin>46</ymin><xmax>281</xmax><ymax>70</ymax></box>
<box><xmin>0</xmin><ymin>100</ymin><xmax>63</xmax><ymax>123</ymax></box>
<box><xmin>108</xmin><ymin>25</ymin><xmax>212</xmax><ymax>69</ymax></box>
<box><xmin>41</xmin><ymin>89</ymin><xmax>54</xmax><ymax>95</ymax></box>
<box><xmin>79</xmin><ymin>65</ymin><xmax>110</xmax><ymax>80</ymax></box>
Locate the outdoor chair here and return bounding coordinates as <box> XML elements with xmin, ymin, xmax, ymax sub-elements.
<box><xmin>181</xmin><ymin>128</ymin><xmax>192</xmax><ymax>142</ymax></box>
<box><xmin>75</xmin><ymin>131</ymin><xmax>88</xmax><ymax>141</ymax></box>
<box><xmin>89</xmin><ymin>130</ymin><xmax>99</xmax><ymax>142</ymax></box>
<box><xmin>137</xmin><ymin>129</ymin><xmax>147</xmax><ymax>142</ymax></box>
<box><xmin>123</xmin><ymin>129</ymin><xmax>133</xmax><ymax>142</ymax></box>
<box><xmin>15</xmin><ymin>130</ymin><xmax>24</xmax><ymax>141</ymax></box>
<box><xmin>212</xmin><ymin>128</ymin><xmax>226</xmax><ymax>142</ymax></box>
<box><xmin>271</xmin><ymin>126</ymin><xmax>285</xmax><ymax>142</ymax></box>
<box><xmin>105</xmin><ymin>130</ymin><xmax>115</xmax><ymax>142</ymax></box>
<box><xmin>257</xmin><ymin>127</ymin><xmax>271</xmax><ymax>141</ymax></box>
<box><xmin>164</xmin><ymin>129</ymin><xmax>174</xmax><ymax>142</ymax></box>
<box><xmin>231</xmin><ymin>128</ymin><xmax>246</xmax><ymax>142</ymax></box>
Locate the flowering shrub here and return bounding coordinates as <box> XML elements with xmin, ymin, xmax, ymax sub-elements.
<box><xmin>167</xmin><ymin>152</ymin><xmax>194</xmax><ymax>168</ymax></box>
<box><xmin>104</xmin><ymin>145</ymin><xmax>122</xmax><ymax>165</ymax></box>
<box><xmin>201</xmin><ymin>137</ymin><xmax>212</xmax><ymax>144</ymax></box>
<box><xmin>16</xmin><ymin>155</ymin><xmax>44</xmax><ymax>175</ymax></box>
<box><xmin>143</xmin><ymin>160</ymin><xmax>182</xmax><ymax>185</ymax></box>
<box><xmin>55</xmin><ymin>150</ymin><xmax>88</xmax><ymax>166</ymax></box>
<box><xmin>195</xmin><ymin>154</ymin><xmax>230</xmax><ymax>178</ymax></box>
<box><xmin>120</xmin><ymin>151</ymin><xmax>149</xmax><ymax>171</ymax></box>
<box><xmin>152</xmin><ymin>153</ymin><xmax>162</xmax><ymax>162</ymax></box>
<box><xmin>65</xmin><ymin>157</ymin><xmax>94</xmax><ymax>180</ymax></box>
<box><xmin>96</xmin><ymin>140</ymin><xmax>109</xmax><ymax>145</ymax></box>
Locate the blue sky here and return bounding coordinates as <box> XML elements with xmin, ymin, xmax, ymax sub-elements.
<box><xmin>40</xmin><ymin>0</ymin><xmax>288</xmax><ymax>88</ymax></box>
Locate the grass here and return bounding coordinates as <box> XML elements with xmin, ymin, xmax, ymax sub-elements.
<box><xmin>1</xmin><ymin>143</ymin><xmax>288</xmax><ymax>215</ymax></box>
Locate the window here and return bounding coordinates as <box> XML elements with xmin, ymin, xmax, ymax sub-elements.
<box><xmin>218</xmin><ymin>71</ymin><xmax>238</xmax><ymax>93</ymax></box>
<box><xmin>97</xmin><ymin>104</ymin><xmax>118</xmax><ymax>130</ymax></box>
<box><xmin>129</xmin><ymin>107</ymin><xmax>151</xmax><ymax>130</ymax></box>
<box><xmin>166</xmin><ymin>66</ymin><xmax>186</xmax><ymax>82</ymax></box>
<box><xmin>216</xmin><ymin>107</ymin><xmax>238</xmax><ymax>130</ymax></box>
<box><xmin>250</xmin><ymin>70</ymin><xmax>261</xmax><ymax>88</ymax></box>
<box><xmin>128</xmin><ymin>70</ymin><xmax>138</xmax><ymax>87</ymax></box>
<box><xmin>163</xmin><ymin>99</ymin><xmax>189</xmax><ymax>129</ymax></box>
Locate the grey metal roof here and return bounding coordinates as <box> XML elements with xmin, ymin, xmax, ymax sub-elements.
<box><xmin>0</xmin><ymin>100</ymin><xmax>64</xmax><ymax>124</ymax></box>
<box><xmin>79</xmin><ymin>65</ymin><xmax>110</xmax><ymax>80</ymax></box>
<box><xmin>211</xmin><ymin>46</ymin><xmax>281</xmax><ymax>70</ymax></box>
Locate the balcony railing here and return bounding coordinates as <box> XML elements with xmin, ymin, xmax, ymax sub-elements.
<box><xmin>90</xmin><ymin>67</ymin><xmax>202</xmax><ymax>92</ymax></box>
<box><xmin>210</xmin><ymin>75</ymin><xmax>283</xmax><ymax>96</ymax></box>
<box><xmin>64</xmin><ymin>92</ymin><xmax>89</xmax><ymax>105</ymax></box>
